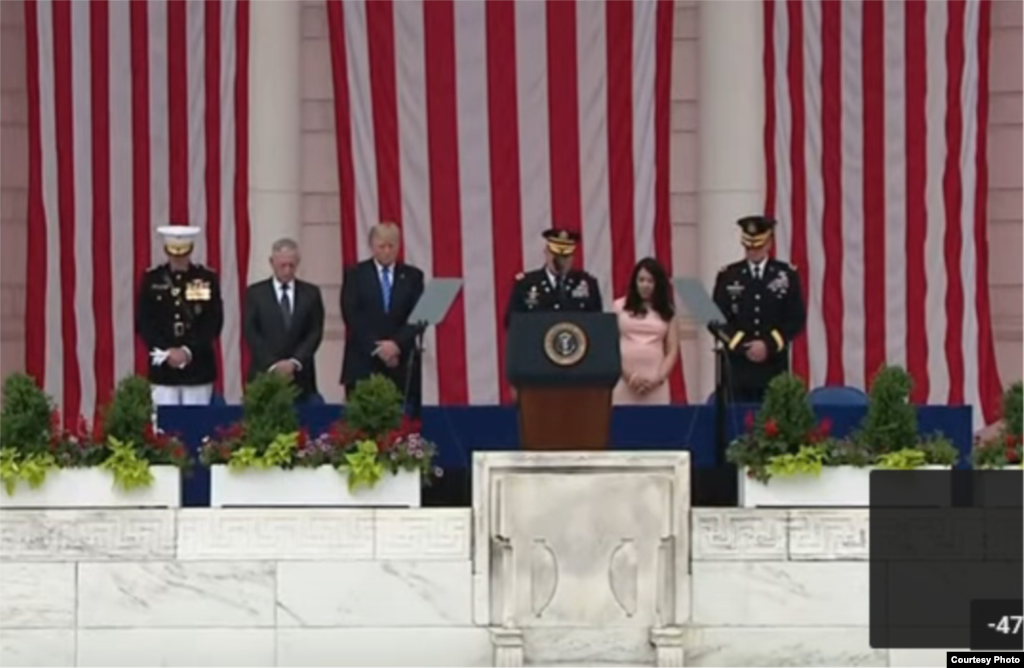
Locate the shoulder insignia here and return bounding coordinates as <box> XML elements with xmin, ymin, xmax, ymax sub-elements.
<box><xmin>515</xmin><ymin>272</ymin><xmax>525</xmax><ymax>281</ymax></box>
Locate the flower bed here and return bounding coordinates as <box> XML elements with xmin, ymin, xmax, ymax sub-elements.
<box><xmin>729</xmin><ymin>367</ymin><xmax>958</xmax><ymax>508</ymax></box>
<box><xmin>0</xmin><ymin>375</ymin><xmax>188</xmax><ymax>508</ymax></box>
<box><xmin>971</xmin><ymin>382</ymin><xmax>1022</xmax><ymax>471</ymax></box>
<box><xmin>201</xmin><ymin>373</ymin><xmax>440</xmax><ymax>507</ymax></box>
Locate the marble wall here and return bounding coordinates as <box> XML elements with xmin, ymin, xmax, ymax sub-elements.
<box><xmin>0</xmin><ymin>506</ymin><xmax>979</xmax><ymax>667</ymax></box>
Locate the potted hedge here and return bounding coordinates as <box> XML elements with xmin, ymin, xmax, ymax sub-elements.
<box><xmin>0</xmin><ymin>374</ymin><xmax>188</xmax><ymax>508</ymax></box>
<box><xmin>728</xmin><ymin>366</ymin><xmax>957</xmax><ymax>507</ymax></box>
<box><xmin>201</xmin><ymin>373</ymin><xmax>439</xmax><ymax>507</ymax></box>
<box><xmin>971</xmin><ymin>382</ymin><xmax>1022</xmax><ymax>470</ymax></box>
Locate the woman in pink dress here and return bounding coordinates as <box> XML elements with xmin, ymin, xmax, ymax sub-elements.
<box><xmin>612</xmin><ymin>258</ymin><xmax>680</xmax><ymax>405</ymax></box>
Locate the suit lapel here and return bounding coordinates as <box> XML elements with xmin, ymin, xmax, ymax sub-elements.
<box><xmin>389</xmin><ymin>264</ymin><xmax>407</xmax><ymax>311</ymax></box>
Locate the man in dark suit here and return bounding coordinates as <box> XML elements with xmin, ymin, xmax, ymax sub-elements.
<box><xmin>340</xmin><ymin>222</ymin><xmax>425</xmax><ymax>416</ymax></box>
<box><xmin>243</xmin><ymin>238</ymin><xmax>325</xmax><ymax>402</ymax></box>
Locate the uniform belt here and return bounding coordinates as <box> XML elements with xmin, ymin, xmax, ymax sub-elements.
<box><xmin>174</xmin><ymin>322</ymin><xmax>185</xmax><ymax>338</ymax></box>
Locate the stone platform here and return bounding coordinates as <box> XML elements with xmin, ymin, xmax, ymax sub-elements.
<box><xmin>0</xmin><ymin>453</ymin><xmax>966</xmax><ymax>666</ymax></box>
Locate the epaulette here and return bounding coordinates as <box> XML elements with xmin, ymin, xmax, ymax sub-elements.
<box><xmin>515</xmin><ymin>272</ymin><xmax>525</xmax><ymax>281</ymax></box>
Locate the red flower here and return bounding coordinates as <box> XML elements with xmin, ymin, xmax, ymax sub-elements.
<box><xmin>74</xmin><ymin>415</ymin><xmax>90</xmax><ymax>440</ymax></box>
<box><xmin>218</xmin><ymin>445</ymin><xmax>231</xmax><ymax>460</ymax></box>
<box><xmin>744</xmin><ymin>411</ymin><xmax>755</xmax><ymax>431</ymax></box>
<box><xmin>143</xmin><ymin>422</ymin><xmax>156</xmax><ymax>443</ymax></box>
<box><xmin>818</xmin><ymin>417</ymin><xmax>832</xmax><ymax>437</ymax></box>
<box><xmin>1005</xmin><ymin>434</ymin><xmax>1018</xmax><ymax>448</ymax></box>
<box><xmin>297</xmin><ymin>429</ymin><xmax>309</xmax><ymax>449</ymax></box>
<box><xmin>763</xmin><ymin>419</ymin><xmax>779</xmax><ymax>438</ymax></box>
<box><xmin>172</xmin><ymin>445</ymin><xmax>186</xmax><ymax>460</ymax></box>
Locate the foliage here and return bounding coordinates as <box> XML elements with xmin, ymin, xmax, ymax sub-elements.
<box><xmin>857</xmin><ymin>365</ymin><xmax>918</xmax><ymax>454</ymax></box>
<box><xmin>765</xmin><ymin>446</ymin><xmax>826</xmax><ymax>478</ymax></box>
<box><xmin>240</xmin><ymin>374</ymin><xmax>299</xmax><ymax>453</ymax></box>
<box><xmin>102</xmin><ymin>376</ymin><xmax>154</xmax><ymax>446</ymax></box>
<box><xmin>99</xmin><ymin>437</ymin><xmax>154</xmax><ymax>491</ymax></box>
<box><xmin>1</xmin><ymin>447</ymin><xmax>55</xmax><ymax>496</ymax></box>
<box><xmin>200</xmin><ymin>373</ymin><xmax>441</xmax><ymax>491</ymax></box>
<box><xmin>876</xmin><ymin>448</ymin><xmax>928</xmax><ymax>470</ymax></box>
<box><xmin>972</xmin><ymin>383</ymin><xmax>1023</xmax><ymax>469</ymax></box>
<box><xmin>727</xmin><ymin>374</ymin><xmax>833</xmax><ymax>482</ymax></box>
<box><xmin>0</xmin><ymin>373</ymin><xmax>54</xmax><ymax>457</ymax></box>
<box><xmin>728</xmin><ymin>367</ymin><xmax>958</xmax><ymax>483</ymax></box>
<box><xmin>0</xmin><ymin>374</ymin><xmax>190</xmax><ymax>497</ymax></box>
<box><xmin>345</xmin><ymin>374</ymin><xmax>405</xmax><ymax>439</ymax></box>
<box><xmin>1003</xmin><ymin>381</ymin><xmax>1023</xmax><ymax>439</ymax></box>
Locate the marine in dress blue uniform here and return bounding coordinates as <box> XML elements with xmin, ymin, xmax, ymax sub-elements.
<box><xmin>712</xmin><ymin>216</ymin><xmax>806</xmax><ymax>403</ymax></box>
<box><xmin>504</xmin><ymin>229</ymin><xmax>603</xmax><ymax>328</ymax></box>
<box><xmin>135</xmin><ymin>226</ymin><xmax>224</xmax><ymax>407</ymax></box>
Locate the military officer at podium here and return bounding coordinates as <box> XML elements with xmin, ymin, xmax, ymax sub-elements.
<box><xmin>712</xmin><ymin>215</ymin><xmax>805</xmax><ymax>402</ymax></box>
<box><xmin>504</xmin><ymin>228</ymin><xmax>603</xmax><ymax>328</ymax></box>
<box><xmin>136</xmin><ymin>225</ymin><xmax>224</xmax><ymax>407</ymax></box>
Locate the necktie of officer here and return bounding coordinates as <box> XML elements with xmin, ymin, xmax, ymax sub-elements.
<box><xmin>556</xmin><ymin>275</ymin><xmax>567</xmax><ymax>304</ymax></box>
<box><xmin>381</xmin><ymin>266</ymin><xmax>392</xmax><ymax>312</ymax></box>
<box><xmin>753</xmin><ymin>265</ymin><xmax>762</xmax><ymax>281</ymax></box>
<box><xmin>280</xmin><ymin>283</ymin><xmax>292</xmax><ymax>329</ymax></box>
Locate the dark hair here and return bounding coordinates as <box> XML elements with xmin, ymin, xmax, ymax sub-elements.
<box><xmin>624</xmin><ymin>257</ymin><xmax>674</xmax><ymax>322</ymax></box>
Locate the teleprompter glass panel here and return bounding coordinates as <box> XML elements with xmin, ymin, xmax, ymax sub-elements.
<box><xmin>869</xmin><ymin>470</ymin><xmax>1022</xmax><ymax>649</ymax></box>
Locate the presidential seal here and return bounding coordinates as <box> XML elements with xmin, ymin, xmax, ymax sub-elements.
<box><xmin>543</xmin><ymin>322</ymin><xmax>588</xmax><ymax>367</ymax></box>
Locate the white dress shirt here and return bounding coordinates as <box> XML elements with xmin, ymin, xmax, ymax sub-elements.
<box><xmin>748</xmin><ymin>259</ymin><xmax>767</xmax><ymax>280</ymax></box>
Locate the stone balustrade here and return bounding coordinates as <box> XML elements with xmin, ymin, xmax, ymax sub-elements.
<box><xmin>0</xmin><ymin>452</ymin><xmax>977</xmax><ymax>666</ymax></box>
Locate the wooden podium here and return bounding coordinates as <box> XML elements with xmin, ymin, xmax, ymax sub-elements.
<box><xmin>506</xmin><ymin>312</ymin><xmax>621</xmax><ymax>451</ymax></box>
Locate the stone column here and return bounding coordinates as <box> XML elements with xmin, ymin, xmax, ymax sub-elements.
<box><xmin>248</xmin><ymin>0</ymin><xmax>302</xmax><ymax>283</ymax></box>
<box><xmin>696</xmin><ymin>0</ymin><xmax>765</xmax><ymax>399</ymax></box>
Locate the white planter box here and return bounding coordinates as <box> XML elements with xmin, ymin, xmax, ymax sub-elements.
<box><xmin>739</xmin><ymin>465</ymin><xmax>952</xmax><ymax>508</ymax></box>
<box><xmin>0</xmin><ymin>466</ymin><xmax>181</xmax><ymax>509</ymax></box>
<box><xmin>210</xmin><ymin>465</ymin><xmax>421</xmax><ymax>508</ymax></box>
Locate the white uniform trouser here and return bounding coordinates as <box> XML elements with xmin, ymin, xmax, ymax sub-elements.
<box><xmin>151</xmin><ymin>384</ymin><xmax>214</xmax><ymax>407</ymax></box>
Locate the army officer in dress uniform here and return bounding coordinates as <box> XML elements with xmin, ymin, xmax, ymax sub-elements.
<box><xmin>712</xmin><ymin>215</ymin><xmax>806</xmax><ymax>403</ymax></box>
<box><xmin>504</xmin><ymin>228</ymin><xmax>603</xmax><ymax>328</ymax></box>
<box><xmin>135</xmin><ymin>225</ymin><xmax>224</xmax><ymax>407</ymax></box>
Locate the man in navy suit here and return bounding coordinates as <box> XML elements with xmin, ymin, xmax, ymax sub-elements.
<box><xmin>340</xmin><ymin>222</ymin><xmax>425</xmax><ymax>416</ymax></box>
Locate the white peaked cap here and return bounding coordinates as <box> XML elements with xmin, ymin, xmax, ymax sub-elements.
<box><xmin>156</xmin><ymin>225</ymin><xmax>202</xmax><ymax>242</ymax></box>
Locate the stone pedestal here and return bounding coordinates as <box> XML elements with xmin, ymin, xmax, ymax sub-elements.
<box><xmin>472</xmin><ymin>452</ymin><xmax>690</xmax><ymax>666</ymax></box>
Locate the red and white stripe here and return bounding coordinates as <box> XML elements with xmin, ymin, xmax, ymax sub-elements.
<box><xmin>24</xmin><ymin>0</ymin><xmax>251</xmax><ymax>420</ymax></box>
<box><xmin>765</xmin><ymin>0</ymin><xmax>1001</xmax><ymax>427</ymax></box>
<box><xmin>327</xmin><ymin>0</ymin><xmax>685</xmax><ymax>405</ymax></box>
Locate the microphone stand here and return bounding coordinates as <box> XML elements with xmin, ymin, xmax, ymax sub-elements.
<box><xmin>707</xmin><ymin>321</ymin><xmax>732</xmax><ymax>463</ymax></box>
<box><xmin>402</xmin><ymin>320</ymin><xmax>428</xmax><ymax>420</ymax></box>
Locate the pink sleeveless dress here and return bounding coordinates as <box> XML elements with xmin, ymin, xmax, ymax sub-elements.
<box><xmin>612</xmin><ymin>297</ymin><xmax>671</xmax><ymax>405</ymax></box>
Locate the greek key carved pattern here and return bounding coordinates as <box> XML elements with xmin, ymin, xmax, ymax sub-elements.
<box><xmin>176</xmin><ymin>509</ymin><xmax>374</xmax><ymax>560</ymax></box>
<box><xmin>788</xmin><ymin>510</ymin><xmax>869</xmax><ymax>560</ymax></box>
<box><xmin>374</xmin><ymin>509</ymin><xmax>471</xmax><ymax>560</ymax></box>
<box><xmin>691</xmin><ymin>510</ymin><xmax>788</xmax><ymax>560</ymax></box>
<box><xmin>0</xmin><ymin>510</ymin><xmax>175</xmax><ymax>561</ymax></box>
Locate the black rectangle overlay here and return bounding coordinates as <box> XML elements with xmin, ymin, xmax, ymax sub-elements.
<box><xmin>970</xmin><ymin>599</ymin><xmax>1024</xmax><ymax>651</ymax></box>
<box><xmin>870</xmin><ymin>470</ymin><xmax>1023</xmax><ymax>649</ymax></box>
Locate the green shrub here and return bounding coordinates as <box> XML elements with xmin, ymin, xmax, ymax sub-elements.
<box><xmin>345</xmin><ymin>374</ymin><xmax>404</xmax><ymax>439</ymax></box>
<box><xmin>858</xmin><ymin>365</ymin><xmax>917</xmax><ymax>454</ymax></box>
<box><xmin>102</xmin><ymin>376</ymin><xmax>154</xmax><ymax>446</ymax></box>
<box><xmin>241</xmin><ymin>373</ymin><xmax>299</xmax><ymax>453</ymax></box>
<box><xmin>0</xmin><ymin>374</ymin><xmax>53</xmax><ymax>456</ymax></box>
